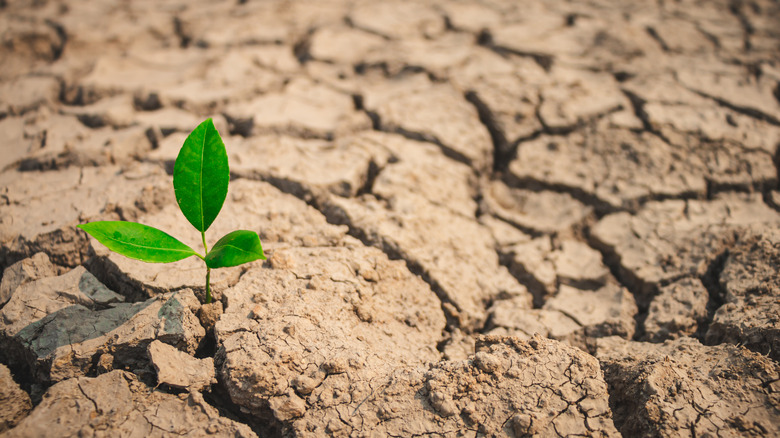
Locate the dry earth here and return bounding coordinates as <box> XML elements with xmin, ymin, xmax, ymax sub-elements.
<box><xmin>1</xmin><ymin>0</ymin><xmax>779</xmax><ymax>436</ymax></box>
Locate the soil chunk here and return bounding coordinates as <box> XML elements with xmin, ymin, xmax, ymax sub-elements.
<box><xmin>598</xmin><ymin>336</ymin><xmax>780</xmax><ymax>437</ymax></box>
<box><xmin>706</xmin><ymin>228</ymin><xmax>780</xmax><ymax>361</ymax></box>
<box><xmin>292</xmin><ymin>335</ymin><xmax>620</xmax><ymax>437</ymax></box>
<box><xmin>0</xmin><ymin>364</ymin><xmax>31</xmax><ymax>433</ymax></box>
<box><xmin>148</xmin><ymin>340</ymin><xmax>216</xmax><ymax>391</ymax></box>
<box><xmin>3</xmin><ymin>370</ymin><xmax>256</xmax><ymax>438</ymax></box>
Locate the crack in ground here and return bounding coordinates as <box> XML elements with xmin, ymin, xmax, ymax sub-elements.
<box><xmin>228</xmin><ymin>170</ymin><xmax>467</xmax><ymax>335</ymax></box>
<box><xmin>502</xmin><ymin>171</ymin><xmax>617</xmax><ymax>217</ymax></box>
<box><xmin>685</xmin><ymin>86</ymin><xmax>780</xmax><ymax>127</ymax></box>
<box><xmin>383</xmin><ymin>124</ymin><xmax>475</xmax><ymax>170</ymax></box>
<box><xmin>728</xmin><ymin>0</ymin><xmax>755</xmax><ymax>51</ymax></box>
<box><xmin>463</xmin><ymin>90</ymin><xmax>512</xmax><ymax>173</ymax></box>
<box><xmin>476</xmin><ymin>30</ymin><xmax>554</xmax><ymax>72</ymax></box>
<box><xmin>621</xmin><ymin>88</ymin><xmax>675</xmax><ymax>146</ymax></box>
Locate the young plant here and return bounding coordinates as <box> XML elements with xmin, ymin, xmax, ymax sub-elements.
<box><xmin>78</xmin><ymin>118</ymin><xmax>265</xmax><ymax>304</ymax></box>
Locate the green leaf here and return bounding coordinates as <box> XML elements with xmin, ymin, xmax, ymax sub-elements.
<box><xmin>205</xmin><ymin>230</ymin><xmax>266</xmax><ymax>268</ymax></box>
<box><xmin>174</xmin><ymin>118</ymin><xmax>229</xmax><ymax>232</ymax></box>
<box><xmin>78</xmin><ymin>221</ymin><xmax>199</xmax><ymax>263</ymax></box>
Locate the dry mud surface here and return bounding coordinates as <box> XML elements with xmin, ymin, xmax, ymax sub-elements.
<box><xmin>1</xmin><ymin>0</ymin><xmax>779</xmax><ymax>436</ymax></box>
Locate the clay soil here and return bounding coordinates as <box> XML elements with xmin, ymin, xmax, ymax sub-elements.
<box><xmin>1</xmin><ymin>0</ymin><xmax>779</xmax><ymax>437</ymax></box>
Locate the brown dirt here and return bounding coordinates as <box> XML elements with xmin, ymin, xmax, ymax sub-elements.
<box><xmin>1</xmin><ymin>0</ymin><xmax>779</xmax><ymax>436</ymax></box>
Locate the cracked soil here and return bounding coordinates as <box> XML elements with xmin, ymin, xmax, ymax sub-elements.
<box><xmin>0</xmin><ymin>0</ymin><xmax>779</xmax><ymax>436</ymax></box>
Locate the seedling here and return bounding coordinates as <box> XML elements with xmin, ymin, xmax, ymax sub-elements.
<box><xmin>78</xmin><ymin>118</ymin><xmax>265</xmax><ymax>304</ymax></box>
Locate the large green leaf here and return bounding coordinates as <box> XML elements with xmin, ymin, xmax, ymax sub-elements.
<box><xmin>205</xmin><ymin>230</ymin><xmax>266</xmax><ymax>268</ymax></box>
<box><xmin>174</xmin><ymin>118</ymin><xmax>229</xmax><ymax>232</ymax></box>
<box><xmin>78</xmin><ymin>221</ymin><xmax>199</xmax><ymax>263</ymax></box>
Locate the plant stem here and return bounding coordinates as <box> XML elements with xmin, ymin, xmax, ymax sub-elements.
<box><xmin>201</xmin><ymin>231</ymin><xmax>211</xmax><ymax>304</ymax></box>
<box><xmin>205</xmin><ymin>267</ymin><xmax>212</xmax><ymax>304</ymax></box>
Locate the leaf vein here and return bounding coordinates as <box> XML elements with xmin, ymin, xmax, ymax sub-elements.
<box><xmin>199</xmin><ymin>125</ymin><xmax>206</xmax><ymax>231</ymax></box>
<box><xmin>99</xmin><ymin>233</ymin><xmax>194</xmax><ymax>255</ymax></box>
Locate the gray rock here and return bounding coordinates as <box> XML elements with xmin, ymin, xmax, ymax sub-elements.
<box><xmin>0</xmin><ymin>363</ymin><xmax>31</xmax><ymax>433</ymax></box>
<box><xmin>148</xmin><ymin>340</ymin><xmax>216</xmax><ymax>391</ymax></box>
<box><xmin>644</xmin><ymin>277</ymin><xmax>709</xmax><ymax>342</ymax></box>
<box><xmin>1</xmin><ymin>266</ymin><xmax>124</xmax><ymax>337</ymax></box>
<box><xmin>0</xmin><ymin>267</ymin><xmax>204</xmax><ymax>383</ymax></box>
<box><xmin>290</xmin><ymin>335</ymin><xmax>619</xmax><ymax>437</ymax></box>
<box><xmin>0</xmin><ymin>252</ymin><xmax>58</xmax><ymax>306</ymax></box>
<box><xmin>3</xmin><ymin>370</ymin><xmax>257</xmax><ymax>438</ymax></box>
<box><xmin>597</xmin><ymin>336</ymin><xmax>780</xmax><ymax>438</ymax></box>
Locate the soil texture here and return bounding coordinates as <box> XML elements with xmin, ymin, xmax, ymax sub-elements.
<box><xmin>1</xmin><ymin>0</ymin><xmax>779</xmax><ymax>436</ymax></box>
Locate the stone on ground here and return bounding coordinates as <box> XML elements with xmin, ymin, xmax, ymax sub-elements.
<box><xmin>0</xmin><ymin>266</ymin><xmax>203</xmax><ymax>383</ymax></box>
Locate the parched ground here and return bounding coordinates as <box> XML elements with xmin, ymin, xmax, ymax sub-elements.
<box><xmin>1</xmin><ymin>0</ymin><xmax>779</xmax><ymax>436</ymax></box>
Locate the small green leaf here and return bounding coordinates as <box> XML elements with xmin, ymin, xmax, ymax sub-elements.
<box><xmin>174</xmin><ymin>118</ymin><xmax>229</xmax><ymax>232</ymax></box>
<box><xmin>205</xmin><ymin>230</ymin><xmax>266</xmax><ymax>269</ymax></box>
<box><xmin>78</xmin><ymin>221</ymin><xmax>199</xmax><ymax>263</ymax></box>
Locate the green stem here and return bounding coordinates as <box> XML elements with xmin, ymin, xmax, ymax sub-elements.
<box><xmin>205</xmin><ymin>267</ymin><xmax>212</xmax><ymax>304</ymax></box>
<box><xmin>202</xmin><ymin>230</ymin><xmax>211</xmax><ymax>304</ymax></box>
